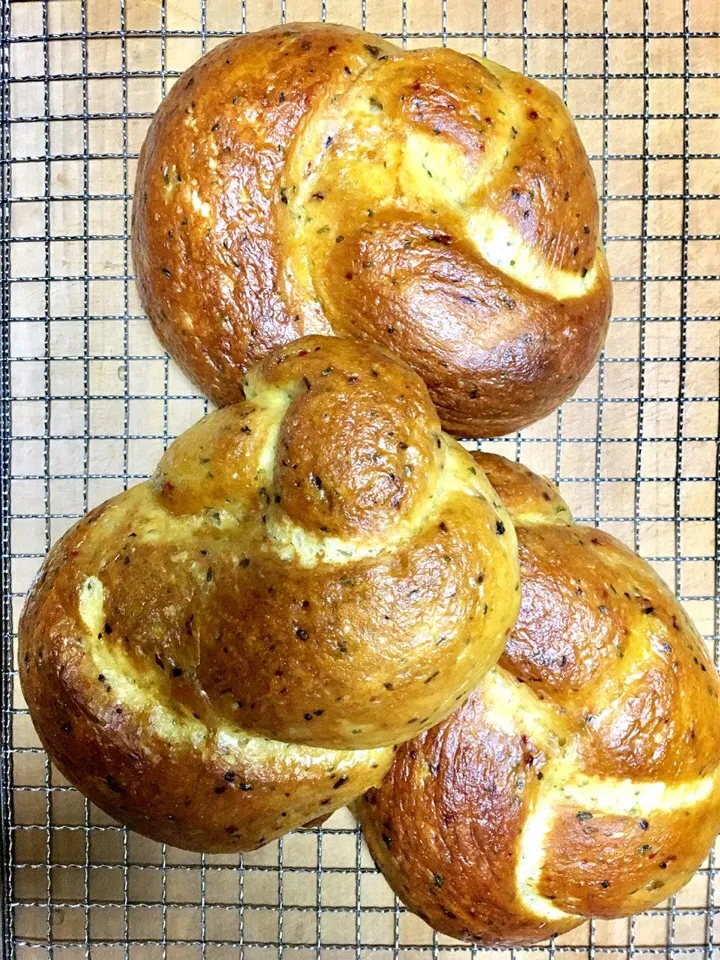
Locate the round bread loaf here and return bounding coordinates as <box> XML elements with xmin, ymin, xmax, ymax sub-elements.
<box><xmin>132</xmin><ymin>22</ymin><xmax>611</xmax><ymax>438</ymax></box>
<box><xmin>19</xmin><ymin>338</ymin><xmax>519</xmax><ymax>853</ymax></box>
<box><xmin>355</xmin><ymin>452</ymin><xmax>720</xmax><ymax>944</ymax></box>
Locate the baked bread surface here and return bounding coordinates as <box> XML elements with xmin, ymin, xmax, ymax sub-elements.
<box><xmin>355</xmin><ymin>452</ymin><xmax>720</xmax><ymax>944</ymax></box>
<box><xmin>19</xmin><ymin>337</ymin><xmax>519</xmax><ymax>852</ymax></box>
<box><xmin>132</xmin><ymin>22</ymin><xmax>611</xmax><ymax>437</ymax></box>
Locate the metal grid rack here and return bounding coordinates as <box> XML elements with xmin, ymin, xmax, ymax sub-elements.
<box><xmin>1</xmin><ymin>0</ymin><xmax>719</xmax><ymax>956</ymax></box>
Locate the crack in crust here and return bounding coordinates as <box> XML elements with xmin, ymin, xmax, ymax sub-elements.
<box><xmin>355</xmin><ymin>452</ymin><xmax>720</xmax><ymax>945</ymax></box>
<box><xmin>18</xmin><ymin>337</ymin><xmax>520</xmax><ymax>853</ymax></box>
<box><xmin>132</xmin><ymin>22</ymin><xmax>611</xmax><ymax>437</ymax></box>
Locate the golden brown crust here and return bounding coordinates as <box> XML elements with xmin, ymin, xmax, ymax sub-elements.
<box><xmin>132</xmin><ymin>23</ymin><xmax>611</xmax><ymax>438</ymax></box>
<box><xmin>19</xmin><ymin>337</ymin><xmax>519</xmax><ymax>853</ymax></box>
<box><xmin>355</xmin><ymin>452</ymin><xmax>720</xmax><ymax>944</ymax></box>
<box><xmin>258</xmin><ymin>338</ymin><xmax>444</xmax><ymax>536</ymax></box>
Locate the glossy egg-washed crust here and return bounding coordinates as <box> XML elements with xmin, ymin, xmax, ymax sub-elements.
<box><xmin>19</xmin><ymin>337</ymin><xmax>519</xmax><ymax>853</ymax></box>
<box><xmin>132</xmin><ymin>22</ymin><xmax>611</xmax><ymax>438</ymax></box>
<box><xmin>355</xmin><ymin>452</ymin><xmax>720</xmax><ymax>945</ymax></box>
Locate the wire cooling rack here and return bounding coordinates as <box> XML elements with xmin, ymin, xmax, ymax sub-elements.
<box><xmin>2</xmin><ymin>0</ymin><xmax>720</xmax><ymax>956</ymax></box>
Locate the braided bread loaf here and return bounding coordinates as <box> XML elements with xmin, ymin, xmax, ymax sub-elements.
<box><xmin>356</xmin><ymin>453</ymin><xmax>720</xmax><ymax>944</ymax></box>
<box><xmin>132</xmin><ymin>22</ymin><xmax>611</xmax><ymax>438</ymax></box>
<box><xmin>19</xmin><ymin>338</ymin><xmax>519</xmax><ymax>853</ymax></box>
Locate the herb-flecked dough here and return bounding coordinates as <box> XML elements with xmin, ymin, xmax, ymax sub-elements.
<box><xmin>19</xmin><ymin>337</ymin><xmax>520</xmax><ymax>853</ymax></box>
<box><xmin>132</xmin><ymin>22</ymin><xmax>611</xmax><ymax>438</ymax></box>
<box><xmin>356</xmin><ymin>453</ymin><xmax>720</xmax><ymax>945</ymax></box>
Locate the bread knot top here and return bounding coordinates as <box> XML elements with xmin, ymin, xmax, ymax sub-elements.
<box><xmin>252</xmin><ymin>336</ymin><xmax>444</xmax><ymax>537</ymax></box>
<box><xmin>19</xmin><ymin>337</ymin><xmax>519</xmax><ymax>853</ymax></box>
<box><xmin>132</xmin><ymin>23</ymin><xmax>611</xmax><ymax>437</ymax></box>
<box><xmin>152</xmin><ymin>336</ymin><xmax>446</xmax><ymax>545</ymax></box>
<box><xmin>356</xmin><ymin>453</ymin><xmax>720</xmax><ymax>945</ymax></box>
